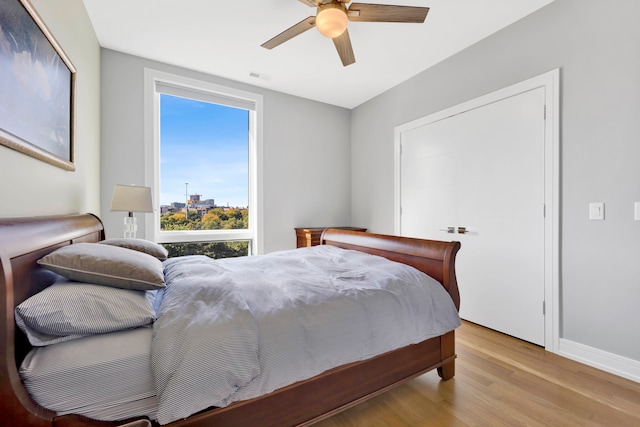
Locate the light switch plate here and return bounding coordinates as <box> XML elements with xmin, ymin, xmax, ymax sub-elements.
<box><xmin>589</xmin><ymin>202</ymin><xmax>604</xmax><ymax>220</ymax></box>
<box><xmin>635</xmin><ymin>202</ymin><xmax>640</xmax><ymax>221</ymax></box>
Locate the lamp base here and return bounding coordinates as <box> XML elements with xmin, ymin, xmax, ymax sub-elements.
<box><xmin>123</xmin><ymin>214</ymin><xmax>137</xmax><ymax>239</ymax></box>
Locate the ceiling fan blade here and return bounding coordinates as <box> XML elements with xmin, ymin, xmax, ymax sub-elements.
<box><xmin>332</xmin><ymin>29</ymin><xmax>355</xmax><ymax>66</ymax></box>
<box><xmin>347</xmin><ymin>3</ymin><xmax>429</xmax><ymax>23</ymax></box>
<box><xmin>297</xmin><ymin>0</ymin><xmax>318</xmax><ymax>7</ymax></box>
<box><xmin>298</xmin><ymin>0</ymin><xmax>337</xmax><ymax>6</ymax></box>
<box><xmin>261</xmin><ymin>16</ymin><xmax>316</xmax><ymax>50</ymax></box>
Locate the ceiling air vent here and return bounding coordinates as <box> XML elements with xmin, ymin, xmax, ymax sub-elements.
<box><xmin>249</xmin><ymin>71</ymin><xmax>272</xmax><ymax>81</ymax></box>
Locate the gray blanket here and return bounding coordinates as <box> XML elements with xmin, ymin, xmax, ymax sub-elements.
<box><xmin>152</xmin><ymin>245</ymin><xmax>461</xmax><ymax>424</ymax></box>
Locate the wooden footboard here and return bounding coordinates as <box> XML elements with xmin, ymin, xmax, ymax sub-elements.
<box><xmin>321</xmin><ymin>228</ymin><xmax>461</xmax><ymax>310</ymax></box>
<box><xmin>0</xmin><ymin>215</ymin><xmax>460</xmax><ymax>427</ymax></box>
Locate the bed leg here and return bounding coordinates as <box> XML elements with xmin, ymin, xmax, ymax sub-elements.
<box><xmin>437</xmin><ymin>360</ymin><xmax>455</xmax><ymax>380</ymax></box>
<box><xmin>437</xmin><ymin>330</ymin><xmax>456</xmax><ymax>380</ymax></box>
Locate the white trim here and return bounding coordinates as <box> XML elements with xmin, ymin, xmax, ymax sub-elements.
<box><xmin>143</xmin><ymin>68</ymin><xmax>264</xmax><ymax>254</ymax></box>
<box><xmin>157</xmin><ymin>229</ymin><xmax>254</xmax><ymax>244</ymax></box>
<box><xmin>143</xmin><ymin>69</ymin><xmax>157</xmax><ymax>241</ymax></box>
<box><xmin>545</xmin><ymin>69</ymin><xmax>561</xmax><ymax>354</ymax></box>
<box><xmin>559</xmin><ymin>338</ymin><xmax>640</xmax><ymax>383</ymax></box>
<box><xmin>394</xmin><ymin>69</ymin><xmax>560</xmax><ymax>353</ymax></box>
<box><xmin>155</xmin><ymin>81</ymin><xmax>256</xmax><ymax>111</ymax></box>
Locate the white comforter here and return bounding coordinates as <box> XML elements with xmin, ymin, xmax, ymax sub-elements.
<box><xmin>152</xmin><ymin>245</ymin><xmax>461</xmax><ymax>425</ymax></box>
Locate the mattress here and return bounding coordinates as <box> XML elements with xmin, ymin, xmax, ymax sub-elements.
<box><xmin>19</xmin><ymin>326</ymin><xmax>158</xmax><ymax>421</ymax></box>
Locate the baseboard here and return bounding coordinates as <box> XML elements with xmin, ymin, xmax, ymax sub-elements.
<box><xmin>558</xmin><ymin>338</ymin><xmax>640</xmax><ymax>383</ymax></box>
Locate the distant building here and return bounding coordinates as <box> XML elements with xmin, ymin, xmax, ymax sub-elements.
<box><xmin>162</xmin><ymin>193</ymin><xmax>250</xmax><ymax>217</ymax></box>
<box><xmin>159</xmin><ymin>202</ymin><xmax>187</xmax><ymax>215</ymax></box>
<box><xmin>183</xmin><ymin>194</ymin><xmax>214</xmax><ymax>217</ymax></box>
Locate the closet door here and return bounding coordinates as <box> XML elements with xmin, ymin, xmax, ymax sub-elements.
<box><xmin>399</xmin><ymin>87</ymin><xmax>546</xmax><ymax>345</ymax></box>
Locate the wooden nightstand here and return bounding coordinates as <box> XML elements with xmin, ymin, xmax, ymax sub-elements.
<box><xmin>295</xmin><ymin>227</ymin><xmax>367</xmax><ymax>248</ymax></box>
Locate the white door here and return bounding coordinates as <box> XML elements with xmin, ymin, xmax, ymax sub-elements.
<box><xmin>399</xmin><ymin>88</ymin><xmax>546</xmax><ymax>345</ymax></box>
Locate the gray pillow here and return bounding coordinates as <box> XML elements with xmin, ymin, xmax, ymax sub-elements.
<box><xmin>38</xmin><ymin>243</ymin><xmax>165</xmax><ymax>290</ymax></box>
<box><xmin>99</xmin><ymin>238</ymin><xmax>168</xmax><ymax>260</ymax></box>
<box><xmin>15</xmin><ymin>282</ymin><xmax>157</xmax><ymax>346</ymax></box>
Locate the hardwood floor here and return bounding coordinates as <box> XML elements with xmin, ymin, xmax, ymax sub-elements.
<box><xmin>313</xmin><ymin>321</ymin><xmax>640</xmax><ymax>426</ymax></box>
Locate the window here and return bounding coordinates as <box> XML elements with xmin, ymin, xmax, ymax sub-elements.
<box><xmin>144</xmin><ymin>69</ymin><xmax>263</xmax><ymax>256</ymax></box>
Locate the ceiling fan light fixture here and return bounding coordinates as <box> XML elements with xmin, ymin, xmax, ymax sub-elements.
<box><xmin>316</xmin><ymin>4</ymin><xmax>348</xmax><ymax>38</ymax></box>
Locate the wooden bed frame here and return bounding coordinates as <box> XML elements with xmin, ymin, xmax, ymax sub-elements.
<box><xmin>0</xmin><ymin>214</ymin><xmax>461</xmax><ymax>427</ymax></box>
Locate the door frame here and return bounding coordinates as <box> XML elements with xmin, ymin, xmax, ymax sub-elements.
<box><xmin>393</xmin><ymin>69</ymin><xmax>560</xmax><ymax>352</ymax></box>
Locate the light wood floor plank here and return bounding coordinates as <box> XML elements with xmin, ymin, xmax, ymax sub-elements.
<box><xmin>313</xmin><ymin>321</ymin><xmax>640</xmax><ymax>426</ymax></box>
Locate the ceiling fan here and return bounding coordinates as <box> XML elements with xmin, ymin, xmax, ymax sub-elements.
<box><xmin>261</xmin><ymin>0</ymin><xmax>429</xmax><ymax>67</ymax></box>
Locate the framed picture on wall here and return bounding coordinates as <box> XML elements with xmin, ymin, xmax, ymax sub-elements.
<box><xmin>0</xmin><ymin>0</ymin><xmax>76</xmax><ymax>171</ymax></box>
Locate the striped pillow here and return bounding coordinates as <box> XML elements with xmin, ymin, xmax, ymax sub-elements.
<box><xmin>15</xmin><ymin>283</ymin><xmax>157</xmax><ymax>346</ymax></box>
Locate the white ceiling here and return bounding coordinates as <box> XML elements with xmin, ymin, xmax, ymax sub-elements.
<box><xmin>82</xmin><ymin>0</ymin><xmax>555</xmax><ymax>109</ymax></box>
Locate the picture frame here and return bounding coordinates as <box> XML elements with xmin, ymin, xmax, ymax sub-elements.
<box><xmin>0</xmin><ymin>0</ymin><xmax>76</xmax><ymax>171</ymax></box>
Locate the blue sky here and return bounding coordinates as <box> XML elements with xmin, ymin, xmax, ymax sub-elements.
<box><xmin>159</xmin><ymin>94</ymin><xmax>249</xmax><ymax>208</ymax></box>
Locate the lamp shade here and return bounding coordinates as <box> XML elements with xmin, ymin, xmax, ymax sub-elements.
<box><xmin>110</xmin><ymin>184</ymin><xmax>153</xmax><ymax>213</ymax></box>
<box><xmin>316</xmin><ymin>4</ymin><xmax>348</xmax><ymax>38</ymax></box>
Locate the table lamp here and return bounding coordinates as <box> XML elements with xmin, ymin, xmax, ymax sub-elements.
<box><xmin>110</xmin><ymin>184</ymin><xmax>153</xmax><ymax>238</ymax></box>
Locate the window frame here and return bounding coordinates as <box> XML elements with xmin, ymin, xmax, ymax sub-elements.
<box><xmin>143</xmin><ymin>68</ymin><xmax>263</xmax><ymax>255</ymax></box>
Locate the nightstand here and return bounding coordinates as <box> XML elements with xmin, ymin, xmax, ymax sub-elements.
<box><xmin>295</xmin><ymin>227</ymin><xmax>367</xmax><ymax>248</ymax></box>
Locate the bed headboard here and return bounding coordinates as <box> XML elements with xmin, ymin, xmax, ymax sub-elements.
<box><xmin>321</xmin><ymin>228</ymin><xmax>461</xmax><ymax>310</ymax></box>
<box><xmin>0</xmin><ymin>214</ymin><xmax>105</xmax><ymax>426</ymax></box>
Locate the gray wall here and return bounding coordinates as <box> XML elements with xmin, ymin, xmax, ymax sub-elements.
<box><xmin>351</xmin><ymin>0</ymin><xmax>640</xmax><ymax>364</ymax></box>
<box><xmin>0</xmin><ymin>0</ymin><xmax>100</xmax><ymax>218</ymax></box>
<box><xmin>100</xmin><ymin>49</ymin><xmax>352</xmax><ymax>253</ymax></box>
<box><xmin>5</xmin><ymin>0</ymin><xmax>637</xmax><ymax>380</ymax></box>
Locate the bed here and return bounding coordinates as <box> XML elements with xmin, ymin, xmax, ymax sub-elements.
<box><xmin>0</xmin><ymin>214</ymin><xmax>461</xmax><ymax>427</ymax></box>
